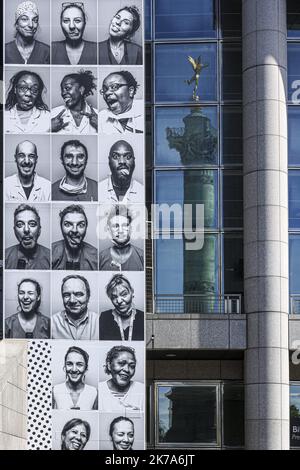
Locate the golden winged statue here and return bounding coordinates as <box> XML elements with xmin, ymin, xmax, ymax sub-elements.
<box><xmin>185</xmin><ymin>55</ymin><xmax>208</xmax><ymax>102</ymax></box>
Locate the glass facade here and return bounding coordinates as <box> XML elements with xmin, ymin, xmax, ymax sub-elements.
<box><xmin>145</xmin><ymin>0</ymin><xmax>243</xmax><ymax>314</ymax></box>
<box><xmin>288</xmin><ymin>7</ymin><xmax>300</xmax><ymax>311</ymax></box>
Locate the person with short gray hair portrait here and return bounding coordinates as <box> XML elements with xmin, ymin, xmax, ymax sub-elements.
<box><xmin>5</xmin><ymin>1</ymin><xmax>50</xmax><ymax>64</ymax></box>
<box><xmin>5</xmin><ymin>140</ymin><xmax>51</xmax><ymax>202</ymax></box>
<box><xmin>6</xmin><ymin>204</ymin><xmax>50</xmax><ymax>270</ymax></box>
<box><xmin>52</xmin><ymin>204</ymin><xmax>98</xmax><ymax>270</ymax></box>
<box><xmin>52</xmin><ymin>274</ymin><xmax>99</xmax><ymax>340</ymax></box>
<box><xmin>52</xmin><ymin>139</ymin><xmax>97</xmax><ymax>201</ymax></box>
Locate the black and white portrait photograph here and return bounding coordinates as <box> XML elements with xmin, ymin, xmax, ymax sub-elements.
<box><xmin>98</xmin><ymin>0</ymin><xmax>143</xmax><ymax>65</ymax></box>
<box><xmin>51</xmin><ymin>135</ymin><xmax>98</xmax><ymax>202</ymax></box>
<box><xmin>51</xmin><ymin>0</ymin><xmax>97</xmax><ymax>65</ymax></box>
<box><xmin>52</xmin><ymin>341</ymin><xmax>99</xmax><ymax>410</ymax></box>
<box><xmin>52</xmin><ymin>411</ymin><xmax>99</xmax><ymax>450</ymax></box>
<box><xmin>5</xmin><ymin>271</ymin><xmax>51</xmax><ymax>339</ymax></box>
<box><xmin>99</xmin><ymin>272</ymin><xmax>144</xmax><ymax>341</ymax></box>
<box><xmin>5</xmin><ymin>67</ymin><xmax>50</xmax><ymax>134</ymax></box>
<box><xmin>5</xmin><ymin>0</ymin><xmax>50</xmax><ymax>65</ymax></box>
<box><xmin>98</xmin><ymin>204</ymin><xmax>144</xmax><ymax>271</ymax></box>
<box><xmin>51</xmin><ymin>67</ymin><xmax>98</xmax><ymax>135</ymax></box>
<box><xmin>52</xmin><ymin>203</ymin><xmax>98</xmax><ymax>271</ymax></box>
<box><xmin>98</xmin><ymin>341</ymin><xmax>145</xmax><ymax>413</ymax></box>
<box><xmin>51</xmin><ymin>271</ymin><xmax>99</xmax><ymax>340</ymax></box>
<box><xmin>99</xmin><ymin>413</ymin><xmax>144</xmax><ymax>450</ymax></box>
<box><xmin>5</xmin><ymin>202</ymin><xmax>51</xmax><ymax>270</ymax></box>
<box><xmin>5</xmin><ymin>134</ymin><xmax>51</xmax><ymax>202</ymax></box>
<box><xmin>98</xmin><ymin>136</ymin><xmax>144</xmax><ymax>203</ymax></box>
<box><xmin>98</xmin><ymin>67</ymin><xmax>144</xmax><ymax>135</ymax></box>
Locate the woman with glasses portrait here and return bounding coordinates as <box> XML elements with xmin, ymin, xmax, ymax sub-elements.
<box><xmin>52</xmin><ymin>2</ymin><xmax>97</xmax><ymax>65</ymax></box>
<box><xmin>5</xmin><ymin>70</ymin><xmax>50</xmax><ymax>134</ymax></box>
<box><xmin>99</xmin><ymin>5</ymin><xmax>142</xmax><ymax>65</ymax></box>
<box><xmin>5</xmin><ymin>1</ymin><xmax>50</xmax><ymax>65</ymax></box>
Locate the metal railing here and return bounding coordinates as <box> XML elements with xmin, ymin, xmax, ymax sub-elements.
<box><xmin>153</xmin><ymin>294</ymin><xmax>243</xmax><ymax>314</ymax></box>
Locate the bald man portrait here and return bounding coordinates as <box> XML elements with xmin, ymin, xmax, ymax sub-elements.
<box><xmin>5</xmin><ymin>139</ymin><xmax>51</xmax><ymax>202</ymax></box>
<box><xmin>98</xmin><ymin>140</ymin><xmax>144</xmax><ymax>203</ymax></box>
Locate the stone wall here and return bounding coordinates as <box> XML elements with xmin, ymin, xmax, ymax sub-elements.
<box><xmin>0</xmin><ymin>340</ymin><xmax>28</xmax><ymax>450</ymax></box>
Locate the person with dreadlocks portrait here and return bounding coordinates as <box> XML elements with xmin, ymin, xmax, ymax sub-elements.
<box><xmin>5</xmin><ymin>69</ymin><xmax>50</xmax><ymax>134</ymax></box>
<box><xmin>51</xmin><ymin>69</ymin><xmax>98</xmax><ymax>134</ymax></box>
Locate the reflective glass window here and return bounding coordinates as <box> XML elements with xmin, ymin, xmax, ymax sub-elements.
<box><xmin>288</xmin><ymin>107</ymin><xmax>300</xmax><ymax>166</ymax></box>
<box><xmin>155</xmin><ymin>107</ymin><xmax>218</xmax><ymax>166</ymax></box>
<box><xmin>289</xmin><ymin>171</ymin><xmax>300</xmax><ymax>229</ymax></box>
<box><xmin>155</xmin><ymin>43</ymin><xmax>217</xmax><ymax>103</ymax></box>
<box><xmin>222</xmin><ymin>44</ymin><xmax>242</xmax><ymax>101</ymax></box>
<box><xmin>145</xmin><ymin>0</ymin><xmax>152</xmax><ymax>40</ymax></box>
<box><xmin>223</xmin><ymin>234</ymin><xmax>243</xmax><ymax>294</ymax></box>
<box><xmin>155</xmin><ymin>234</ymin><xmax>219</xmax><ymax>305</ymax></box>
<box><xmin>155</xmin><ymin>170</ymin><xmax>218</xmax><ymax>229</ymax></box>
<box><xmin>288</xmin><ymin>44</ymin><xmax>300</xmax><ymax>101</ymax></box>
<box><xmin>287</xmin><ymin>0</ymin><xmax>300</xmax><ymax>38</ymax></box>
<box><xmin>290</xmin><ymin>384</ymin><xmax>300</xmax><ymax>448</ymax></box>
<box><xmin>155</xmin><ymin>0</ymin><xmax>217</xmax><ymax>40</ymax></box>
<box><xmin>289</xmin><ymin>235</ymin><xmax>300</xmax><ymax>295</ymax></box>
<box><xmin>220</xmin><ymin>0</ymin><xmax>242</xmax><ymax>38</ymax></box>
<box><xmin>222</xmin><ymin>171</ymin><xmax>243</xmax><ymax>228</ymax></box>
<box><xmin>157</xmin><ymin>385</ymin><xmax>218</xmax><ymax>445</ymax></box>
<box><xmin>222</xmin><ymin>107</ymin><xmax>242</xmax><ymax>164</ymax></box>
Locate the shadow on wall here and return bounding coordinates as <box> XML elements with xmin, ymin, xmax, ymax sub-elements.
<box><xmin>0</xmin><ymin>340</ymin><xmax>28</xmax><ymax>450</ymax></box>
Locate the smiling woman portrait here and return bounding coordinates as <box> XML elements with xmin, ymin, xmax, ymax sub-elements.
<box><xmin>98</xmin><ymin>345</ymin><xmax>144</xmax><ymax>413</ymax></box>
<box><xmin>5</xmin><ymin>1</ymin><xmax>50</xmax><ymax>64</ymax></box>
<box><xmin>52</xmin><ymin>2</ymin><xmax>97</xmax><ymax>65</ymax></box>
<box><xmin>5</xmin><ymin>278</ymin><xmax>50</xmax><ymax>339</ymax></box>
<box><xmin>61</xmin><ymin>418</ymin><xmax>91</xmax><ymax>450</ymax></box>
<box><xmin>53</xmin><ymin>346</ymin><xmax>98</xmax><ymax>410</ymax></box>
<box><xmin>99</xmin><ymin>5</ymin><xmax>142</xmax><ymax>65</ymax></box>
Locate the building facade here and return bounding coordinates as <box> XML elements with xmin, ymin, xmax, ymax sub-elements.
<box><xmin>145</xmin><ymin>0</ymin><xmax>300</xmax><ymax>451</ymax></box>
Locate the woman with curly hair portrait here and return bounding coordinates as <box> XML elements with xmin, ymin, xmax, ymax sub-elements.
<box><xmin>5</xmin><ymin>69</ymin><xmax>50</xmax><ymax>134</ymax></box>
<box><xmin>99</xmin><ymin>5</ymin><xmax>142</xmax><ymax>65</ymax></box>
<box><xmin>51</xmin><ymin>69</ymin><xmax>98</xmax><ymax>134</ymax></box>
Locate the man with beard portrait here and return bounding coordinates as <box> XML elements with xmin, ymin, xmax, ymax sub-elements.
<box><xmin>98</xmin><ymin>140</ymin><xmax>144</xmax><ymax>203</ymax></box>
<box><xmin>52</xmin><ymin>139</ymin><xmax>97</xmax><ymax>201</ymax></box>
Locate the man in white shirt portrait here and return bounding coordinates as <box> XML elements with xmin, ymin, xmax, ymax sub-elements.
<box><xmin>5</xmin><ymin>139</ymin><xmax>51</xmax><ymax>202</ymax></box>
<box><xmin>98</xmin><ymin>140</ymin><xmax>144</xmax><ymax>203</ymax></box>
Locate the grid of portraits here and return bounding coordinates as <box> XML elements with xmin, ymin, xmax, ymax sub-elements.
<box><xmin>4</xmin><ymin>0</ymin><xmax>145</xmax><ymax>451</ymax></box>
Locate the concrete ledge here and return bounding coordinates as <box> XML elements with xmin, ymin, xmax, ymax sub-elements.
<box><xmin>146</xmin><ymin>315</ymin><xmax>246</xmax><ymax>350</ymax></box>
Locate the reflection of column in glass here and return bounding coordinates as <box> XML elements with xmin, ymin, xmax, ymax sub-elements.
<box><xmin>166</xmin><ymin>108</ymin><xmax>217</xmax><ymax>165</ymax></box>
<box><xmin>166</xmin><ymin>107</ymin><xmax>217</xmax><ymax>311</ymax></box>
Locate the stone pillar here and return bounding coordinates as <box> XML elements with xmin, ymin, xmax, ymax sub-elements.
<box><xmin>243</xmin><ymin>0</ymin><xmax>289</xmax><ymax>449</ymax></box>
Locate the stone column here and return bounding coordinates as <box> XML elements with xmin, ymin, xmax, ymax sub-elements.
<box><xmin>243</xmin><ymin>0</ymin><xmax>289</xmax><ymax>449</ymax></box>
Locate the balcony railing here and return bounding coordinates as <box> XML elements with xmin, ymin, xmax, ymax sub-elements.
<box><xmin>152</xmin><ymin>294</ymin><xmax>243</xmax><ymax>314</ymax></box>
